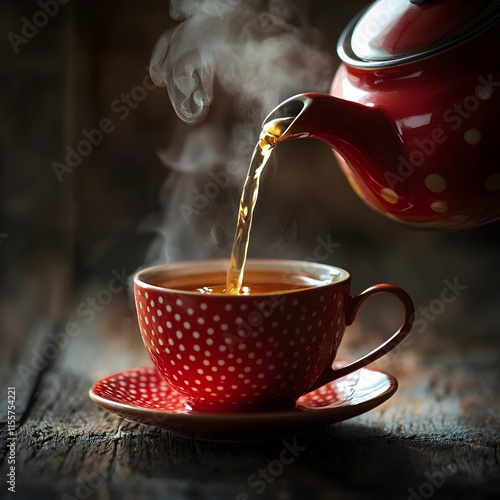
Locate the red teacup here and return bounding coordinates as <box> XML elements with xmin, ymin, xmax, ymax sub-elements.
<box><xmin>134</xmin><ymin>259</ymin><xmax>414</xmax><ymax>412</ymax></box>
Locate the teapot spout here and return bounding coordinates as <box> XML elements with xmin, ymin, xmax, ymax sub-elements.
<box><xmin>264</xmin><ymin>92</ymin><xmax>408</xmax><ymax>216</ymax></box>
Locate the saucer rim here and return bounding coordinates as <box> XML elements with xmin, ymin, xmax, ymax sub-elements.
<box><xmin>89</xmin><ymin>363</ymin><xmax>398</xmax><ymax>425</ymax></box>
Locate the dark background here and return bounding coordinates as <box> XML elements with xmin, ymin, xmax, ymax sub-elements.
<box><xmin>1</xmin><ymin>0</ymin><xmax>497</xmax><ymax>349</ymax></box>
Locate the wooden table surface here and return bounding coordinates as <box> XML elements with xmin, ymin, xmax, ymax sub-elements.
<box><xmin>1</xmin><ymin>230</ymin><xmax>499</xmax><ymax>500</ymax></box>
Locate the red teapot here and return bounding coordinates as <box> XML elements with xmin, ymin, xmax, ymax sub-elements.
<box><xmin>265</xmin><ymin>0</ymin><xmax>500</xmax><ymax>229</ymax></box>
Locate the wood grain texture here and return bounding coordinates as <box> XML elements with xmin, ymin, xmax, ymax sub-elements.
<box><xmin>1</xmin><ymin>311</ymin><xmax>499</xmax><ymax>500</ymax></box>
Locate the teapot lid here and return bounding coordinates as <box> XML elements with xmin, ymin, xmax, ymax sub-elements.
<box><xmin>338</xmin><ymin>0</ymin><xmax>500</xmax><ymax>68</ymax></box>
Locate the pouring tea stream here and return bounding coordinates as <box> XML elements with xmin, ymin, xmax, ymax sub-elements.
<box><xmin>258</xmin><ymin>0</ymin><xmax>500</xmax><ymax>231</ymax></box>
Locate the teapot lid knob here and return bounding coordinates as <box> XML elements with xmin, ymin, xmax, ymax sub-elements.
<box><xmin>338</xmin><ymin>0</ymin><xmax>500</xmax><ymax>68</ymax></box>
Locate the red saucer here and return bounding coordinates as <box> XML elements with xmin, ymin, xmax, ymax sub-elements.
<box><xmin>89</xmin><ymin>362</ymin><xmax>397</xmax><ymax>441</ymax></box>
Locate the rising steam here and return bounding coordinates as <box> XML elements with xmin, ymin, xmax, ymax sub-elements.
<box><xmin>144</xmin><ymin>0</ymin><xmax>335</xmax><ymax>266</ymax></box>
<box><xmin>150</xmin><ymin>0</ymin><xmax>333</xmax><ymax>124</ymax></box>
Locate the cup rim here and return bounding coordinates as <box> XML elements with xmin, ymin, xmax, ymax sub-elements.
<box><xmin>134</xmin><ymin>258</ymin><xmax>350</xmax><ymax>296</ymax></box>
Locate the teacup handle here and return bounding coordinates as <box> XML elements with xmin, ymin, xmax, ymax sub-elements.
<box><xmin>310</xmin><ymin>284</ymin><xmax>415</xmax><ymax>391</ymax></box>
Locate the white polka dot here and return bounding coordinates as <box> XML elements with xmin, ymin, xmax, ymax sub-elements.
<box><xmin>179</xmin><ymin>344</ymin><xmax>185</xmax><ymax>351</ymax></box>
<box><xmin>145</xmin><ymin>317</ymin><xmax>149</xmax><ymax>325</ymax></box>
<box><xmin>207</xmin><ymin>328</ymin><xmax>215</xmax><ymax>335</ymax></box>
<box><xmin>187</xmin><ymin>308</ymin><xmax>194</xmax><ymax>315</ymax></box>
<box><xmin>213</xmin><ymin>315</ymin><xmax>220</xmax><ymax>322</ymax></box>
<box><xmin>430</xmin><ymin>200</ymin><xmax>448</xmax><ymax>213</ymax></box>
<box><xmin>464</xmin><ymin>128</ymin><xmax>481</xmax><ymax>145</ymax></box>
<box><xmin>221</xmin><ymin>324</ymin><xmax>229</xmax><ymax>331</ymax></box>
<box><xmin>166</xmin><ymin>305</ymin><xmax>172</xmax><ymax>312</ymax></box>
<box><xmin>183</xmin><ymin>321</ymin><xmax>191</xmax><ymax>329</ymax></box>
<box><xmin>176</xmin><ymin>299</ymin><xmax>183</xmax><ymax>306</ymax></box>
<box><xmin>193</xmin><ymin>331</ymin><xmax>200</xmax><ymax>339</ymax></box>
<box><xmin>176</xmin><ymin>331</ymin><xmax>183</xmax><ymax>339</ymax></box>
<box><xmin>174</xmin><ymin>314</ymin><xmax>181</xmax><ymax>321</ymax></box>
<box><xmin>225</xmin><ymin>303</ymin><xmax>233</xmax><ymax>311</ymax></box>
<box><xmin>197</xmin><ymin>317</ymin><xmax>205</xmax><ymax>325</ymax></box>
<box><xmin>150</xmin><ymin>300</ymin><xmax>155</xmax><ymax>307</ymax></box>
<box><xmin>206</xmin><ymin>338</ymin><xmax>214</xmax><ymax>345</ymax></box>
<box><xmin>156</xmin><ymin>309</ymin><xmax>162</xmax><ymax>317</ymax></box>
<box><xmin>200</xmin><ymin>303</ymin><xmax>208</xmax><ymax>310</ymax></box>
<box><xmin>240</xmin><ymin>304</ymin><xmax>248</xmax><ymax>311</ymax></box>
<box><xmin>145</xmin><ymin>292</ymin><xmax>149</xmax><ymax>299</ymax></box>
<box><xmin>292</xmin><ymin>299</ymin><xmax>299</xmax><ymax>307</ymax></box>
<box><xmin>485</xmin><ymin>173</ymin><xmax>500</xmax><ymax>192</ymax></box>
<box><xmin>158</xmin><ymin>338</ymin><xmax>164</xmax><ymax>346</ymax></box>
<box><xmin>193</xmin><ymin>344</ymin><xmax>201</xmax><ymax>351</ymax></box>
<box><xmin>166</xmin><ymin>321</ymin><xmax>172</xmax><ymax>329</ymax></box>
<box><xmin>381</xmin><ymin>187</ymin><xmax>398</xmax><ymax>204</ymax></box>
<box><xmin>425</xmin><ymin>174</ymin><xmax>447</xmax><ymax>193</ymax></box>
<box><xmin>158</xmin><ymin>297</ymin><xmax>164</xmax><ymax>304</ymax></box>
